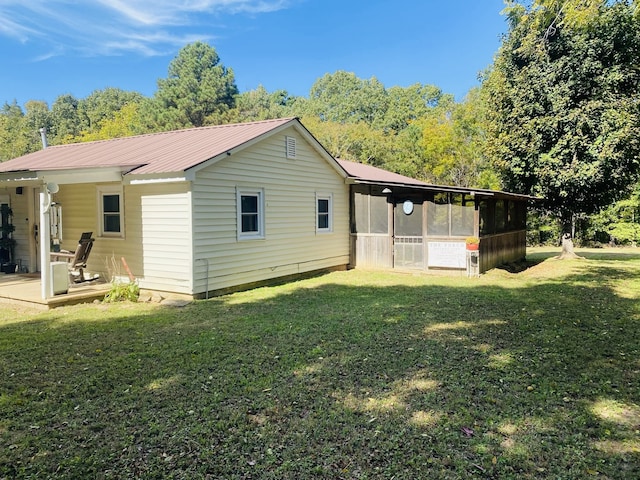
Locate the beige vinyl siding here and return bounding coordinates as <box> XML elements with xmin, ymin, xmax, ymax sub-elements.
<box><xmin>55</xmin><ymin>182</ymin><xmax>193</xmax><ymax>293</ymax></box>
<box><xmin>192</xmin><ymin>125</ymin><xmax>349</xmax><ymax>294</ymax></box>
<box><xmin>46</xmin><ymin>184</ymin><xmax>97</xmax><ymax>276</ymax></box>
<box><xmin>54</xmin><ymin>185</ymin><xmax>96</xmax><ymax>251</ymax></box>
<box><xmin>136</xmin><ymin>185</ymin><xmax>192</xmax><ymax>292</ymax></box>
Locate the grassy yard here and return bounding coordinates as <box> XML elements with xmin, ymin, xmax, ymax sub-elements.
<box><xmin>1</xmin><ymin>248</ymin><xmax>639</xmax><ymax>479</ymax></box>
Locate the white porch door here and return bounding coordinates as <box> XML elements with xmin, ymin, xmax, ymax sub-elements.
<box><xmin>393</xmin><ymin>199</ymin><xmax>425</xmax><ymax>270</ymax></box>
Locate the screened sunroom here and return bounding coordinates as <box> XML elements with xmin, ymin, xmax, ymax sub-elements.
<box><xmin>348</xmin><ymin>182</ymin><xmax>529</xmax><ymax>274</ymax></box>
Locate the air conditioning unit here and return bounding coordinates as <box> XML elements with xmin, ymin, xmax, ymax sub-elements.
<box><xmin>51</xmin><ymin>262</ymin><xmax>69</xmax><ymax>295</ymax></box>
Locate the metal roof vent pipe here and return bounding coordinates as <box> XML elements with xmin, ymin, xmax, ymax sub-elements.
<box><xmin>39</xmin><ymin>127</ymin><xmax>48</xmax><ymax>149</ymax></box>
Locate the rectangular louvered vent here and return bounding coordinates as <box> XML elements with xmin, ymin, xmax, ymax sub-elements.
<box><xmin>286</xmin><ymin>136</ymin><xmax>296</xmax><ymax>159</ymax></box>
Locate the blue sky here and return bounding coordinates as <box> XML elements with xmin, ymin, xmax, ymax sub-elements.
<box><xmin>0</xmin><ymin>0</ymin><xmax>508</xmax><ymax>107</ymax></box>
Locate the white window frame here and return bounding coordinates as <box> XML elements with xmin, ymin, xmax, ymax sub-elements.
<box><xmin>237</xmin><ymin>188</ymin><xmax>265</xmax><ymax>240</ymax></box>
<box><xmin>97</xmin><ymin>185</ymin><xmax>124</xmax><ymax>238</ymax></box>
<box><xmin>316</xmin><ymin>193</ymin><xmax>333</xmax><ymax>233</ymax></box>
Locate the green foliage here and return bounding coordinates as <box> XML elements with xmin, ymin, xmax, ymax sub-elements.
<box><xmin>526</xmin><ymin>208</ymin><xmax>562</xmax><ymax>245</ymax></box>
<box><xmin>50</xmin><ymin>94</ymin><xmax>83</xmax><ymax>142</ymax></box>
<box><xmin>24</xmin><ymin>100</ymin><xmax>52</xmax><ymax>147</ymax></box>
<box><xmin>484</xmin><ymin>1</ymin><xmax>640</xmax><ymax>227</ymax></box>
<box><xmin>608</xmin><ymin>222</ymin><xmax>640</xmax><ymax>245</ymax></box>
<box><xmin>77</xmin><ymin>87</ymin><xmax>143</xmax><ymax>135</ymax></box>
<box><xmin>76</xmin><ymin>103</ymin><xmax>142</xmax><ymax>142</ymax></box>
<box><xmin>587</xmin><ymin>184</ymin><xmax>640</xmax><ymax>244</ymax></box>
<box><xmin>103</xmin><ymin>280</ymin><xmax>140</xmax><ymax>303</ymax></box>
<box><xmin>296</xmin><ymin>71</ymin><xmax>389</xmax><ymax>126</ymax></box>
<box><xmin>300</xmin><ymin>115</ymin><xmax>394</xmax><ymax>166</ymax></box>
<box><xmin>233</xmin><ymin>85</ymin><xmax>296</xmax><ymax>122</ymax></box>
<box><xmin>0</xmin><ymin>102</ymin><xmax>31</xmax><ymax>160</ymax></box>
<box><xmin>404</xmin><ymin>89</ymin><xmax>497</xmax><ymax>188</ymax></box>
<box><xmin>150</xmin><ymin>42</ymin><xmax>239</xmax><ymax>129</ymax></box>
<box><xmin>295</xmin><ymin>71</ymin><xmax>496</xmax><ymax>189</ymax></box>
<box><xmin>295</xmin><ymin>71</ymin><xmax>452</xmax><ymax>132</ymax></box>
<box><xmin>382</xmin><ymin>83</ymin><xmax>445</xmax><ymax>132</ymax></box>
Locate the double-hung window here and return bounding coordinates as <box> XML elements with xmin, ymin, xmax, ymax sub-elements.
<box><xmin>98</xmin><ymin>186</ymin><xmax>123</xmax><ymax>237</ymax></box>
<box><xmin>316</xmin><ymin>193</ymin><xmax>333</xmax><ymax>233</ymax></box>
<box><xmin>237</xmin><ymin>188</ymin><xmax>265</xmax><ymax>240</ymax></box>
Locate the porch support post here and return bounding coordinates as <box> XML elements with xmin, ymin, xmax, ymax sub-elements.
<box><xmin>39</xmin><ymin>189</ymin><xmax>52</xmax><ymax>299</ymax></box>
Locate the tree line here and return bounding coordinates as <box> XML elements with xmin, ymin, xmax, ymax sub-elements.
<box><xmin>2</xmin><ymin>1</ymin><xmax>640</xmax><ymax>246</ymax></box>
<box><xmin>0</xmin><ymin>42</ymin><xmax>494</xmax><ymax>190</ymax></box>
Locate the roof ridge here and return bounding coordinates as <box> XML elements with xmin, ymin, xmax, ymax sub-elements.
<box><xmin>48</xmin><ymin>117</ymin><xmax>298</xmax><ymax>149</ymax></box>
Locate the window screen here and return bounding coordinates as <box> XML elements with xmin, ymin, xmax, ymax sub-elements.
<box><xmin>241</xmin><ymin>194</ymin><xmax>259</xmax><ymax>233</ymax></box>
<box><xmin>353</xmin><ymin>192</ymin><xmax>388</xmax><ymax>234</ymax></box>
<box><xmin>317</xmin><ymin>195</ymin><xmax>332</xmax><ymax>232</ymax></box>
<box><xmin>427</xmin><ymin>193</ymin><xmax>449</xmax><ymax>236</ymax></box>
<box><xmin>451</xmin><ymin>194</ymin><xmax>474</xmax><ymax>236</ymax></box>
<box><xmin>370</xmin><ymin>195</ymin><xmax>389</xmax><ymax>234</ymax></box>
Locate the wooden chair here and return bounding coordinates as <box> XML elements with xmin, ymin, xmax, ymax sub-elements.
<box><xmin>51</xmin><ymin>232</ymin><xmax>98</xmax><ymax>283</ymax></box>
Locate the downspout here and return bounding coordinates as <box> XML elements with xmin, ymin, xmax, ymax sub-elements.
<box><xmin>196</xmin><ymin>258</ymin><xmax>209</xmax><ymax>299</ymax></box>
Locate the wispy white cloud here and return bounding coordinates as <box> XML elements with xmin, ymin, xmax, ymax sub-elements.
<box><xmin>0</xmin><ymin>0</ymin><xmax>291</xmax><ymax>59</ymax></box>
<box><xmin>0</xmin><ymin>5</ymin><xmax>42</xmax><ymax>42</ymax></box>
<box><xmin>32</xmin><ymin>47</ymin><xmax>66</xmax><ymax>62</ymax></box>
<box><xmin>0</xmin><ymin>17</ymin><xmax>32</xmax><ymax>42</ymax></box>
<box><xmin>97</xmin><ymin>31</ymin><xmax>214</xmax><ymax>57</ymax></box>
<box><xmin>97</xmin><ymin>0</ymin><xmax>291</xmax><ymax>23</ymax></box>
<box><xmin>96</xmin><ymin>0</ymin><xmax>184</xmax><ymax>26</ymax></box>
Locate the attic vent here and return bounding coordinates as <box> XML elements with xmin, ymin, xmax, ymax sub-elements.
<box><xmin>286</xmin><ymin>136</ymin><xmax>297</xmax><ymax>159</ymax></box>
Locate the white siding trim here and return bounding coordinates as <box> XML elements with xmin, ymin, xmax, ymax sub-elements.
<box><xmin>138</xmin><ymin>189</ymin><xmax>192</xmax><ymax>293</ymax></box>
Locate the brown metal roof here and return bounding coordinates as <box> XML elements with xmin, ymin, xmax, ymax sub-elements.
<box><xmin>0</xmin><ymin>118</ymin><xmax>297</xmax><ymax>175</ymax></box>
<box><xmin>336</xmin><ymin>159</ymin><xmax>430</xmax><ymax>187</ymax></box>
<box><xmin>336</xmin><ymin>158</ymin><xmax>536</xmax><ymax>201</ymax></box>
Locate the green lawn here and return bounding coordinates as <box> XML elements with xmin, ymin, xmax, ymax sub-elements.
<box><xmin>1</xmin><ymin>248</ymin><xmax>639</xmax><ymax>479</ymax></box>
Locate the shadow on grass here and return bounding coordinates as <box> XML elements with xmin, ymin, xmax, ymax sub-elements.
<box><xmin>528</xmin><ymin>247</ymin><xmax>640</xmax><ymax>262</ymax></box>
<box><xmin>0</xmin><ymin>263</ymin><xmax>639</xmax><ymax>479</ymax></box>
<box><xmin>494</xmin><ymin>258</ymin><xmax>541</xmax><ymax>273</ymax></box>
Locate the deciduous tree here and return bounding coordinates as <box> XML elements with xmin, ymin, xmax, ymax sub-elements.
<box><xmin>79</xmin><ymin>88</ymin><xmax>142</xmax><ymax>134</ymax></box>
<box><xmin>76</xmin><ymin>103</ymin><xmax>141</xmax><ymax>142</ymax></box>
<box><xmin>296</xmin><ymin>71</ymin><xmax>388</xmax><ymax>127</ymax></box>
<box><xmin>234</xmin><ymin>85</ymin><xmax>297</xmax><ymax>122</ymax></box>
<box><xmin>0</xmin><ymin>102</ymin><xmax>30</xmax><ymax>160</ymax></box>
<box><xmin>50</xmin><ymin>94</ymin><xmax>83</xmax><ymax>143</ymax></box>
<box><xmin>24</xmin><ymin>100</ymin><xmax>52</xmax><ymax>149</ymax></box>
<box><xmin>484</xmin><ymin>0</ymin><xmax>640</xmax><ymax>236</ymax></box>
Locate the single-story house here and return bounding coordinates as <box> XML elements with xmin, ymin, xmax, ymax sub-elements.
<box><xmin>0</xmin><ymin>117</ymin><xmax>530</xmax><ymax>301</ymax></box>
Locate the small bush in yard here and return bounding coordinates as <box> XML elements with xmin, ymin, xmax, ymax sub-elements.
<box><xmin>103</xmin><ymin>280</ymin><xmax>139</xmax><ymax>302</ymax></box>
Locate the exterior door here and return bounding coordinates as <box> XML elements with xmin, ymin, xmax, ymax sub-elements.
<box><xmin>393</xmin><ymin>199</ymin><xmax>424</xmax><ymax>269</ymax></box>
